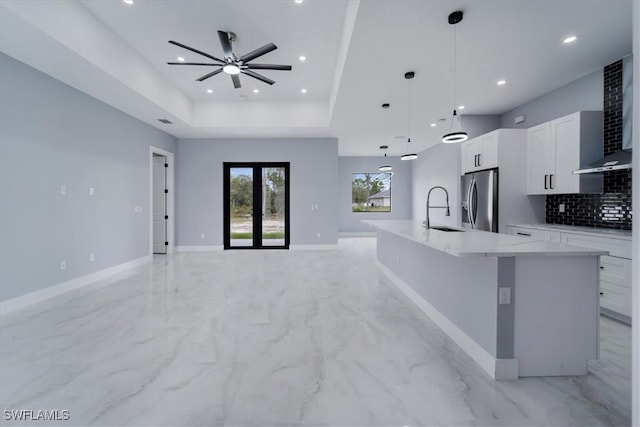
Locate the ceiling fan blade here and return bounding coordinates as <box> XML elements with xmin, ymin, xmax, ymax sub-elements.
<box><xmin>167</xmin><ymin>62</ymin><xmax>223</xmax><ymax>66</ymax></box>
<box><xmin>169</xmin><ymin>40</ymin><xmax>224</xmax><ymax>63</ymax></box>
<box><xmin>231</xmin><ymin>74</ymin><xmax>241</xmax><ymax>89</ymax></box>
<box><xmin>217</xmin><ymin>31</ymin><xmax>234</xmax><ymax>59</ymax></box>
<box><xmin>245</xmin><ymin>64</ymin><xmax>292</xmax><ymax>71</ymax></box>
<box><xmin>238</xmin><ymin>43</ymin><xmax>277</xmax><ymax>63</ymax></box>
<box><xmin>242</xmin><ymin>69</ymin><xmax>275</xmax><ymax>85</ymax></box>
<box><xmin>196</xmin><ymin>68</ymin><xmax>224</xmax><ymax>81</ymax></box>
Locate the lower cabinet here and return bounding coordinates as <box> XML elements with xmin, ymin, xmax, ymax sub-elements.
<box><xmin>506</xmin><ymin>225</ymin><xmax>632</xmax><ymax>321</ymax></box>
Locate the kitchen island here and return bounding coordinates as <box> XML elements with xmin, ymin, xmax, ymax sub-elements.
<box><xmin>363</xmin><ymin>220</ymin><xmax>607</xmax><ymax>380</ymax></box>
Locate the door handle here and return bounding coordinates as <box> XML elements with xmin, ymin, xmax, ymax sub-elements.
<box><xmin>549</xmin><ymin>174</ymin><xmax>554</xmax><ymax>189</ymax></box>
<box><xmin>544</xmin><ymin>174</ymin><xmax>548</xmax><ymax>189</ymax></box>
<box><xmin>477</xmin><ymin>154</ymin><xmax>481</xmax><ymax>167</ymax></box>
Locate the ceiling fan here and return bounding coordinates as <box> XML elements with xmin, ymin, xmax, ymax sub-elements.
<box><xmin>167</xmin><ymin>31</ymin><xmax>292</xmax><ymax>88</ymax></box>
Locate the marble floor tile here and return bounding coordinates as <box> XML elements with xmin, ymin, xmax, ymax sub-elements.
<box><xmin>0</xmin><ymin>237</ymin><xmax>632</xmax><ymax>426</ymax></box>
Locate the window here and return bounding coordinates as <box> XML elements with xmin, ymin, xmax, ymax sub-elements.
<box><xmin>352</xmin><ymin>172</ymin><xmax>392</xmax><ymax>212</ymax></box>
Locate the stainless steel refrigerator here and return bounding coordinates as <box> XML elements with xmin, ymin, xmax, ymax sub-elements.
<box><xmin>461</xmin><ymin>168</ymin><xmax>498</xmax><ymax>232</ymax></box>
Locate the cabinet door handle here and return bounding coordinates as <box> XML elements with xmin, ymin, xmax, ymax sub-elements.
<box><xmin>516</xmin><ymin>232</ymin><xmax>531</xmax><ymax>236</ymax></box>
<box><xmin>544</xmin><ymin>175</ymin><xmax>548</xmax><ymax>189</ymax></box>
<box><xmin>474</xmin><ymin>154</ymin><xmax>478</xmax><ymax>167</ymax></box>
<box><xmin>600</xmin><ymin>292</ymin><xmax>604</xmax><ymax>295</ymax></box>
<box><xmin>600</xmin><ymin>266</ymin><xmax>604</xmax><ymax>269</ymax></box>
<box><xmin>549</xmin><ymin>174</ymin><xmax>554</xmax><ymax>189</ymax></box>
<box><xmin>477</xmin><ymin>154</ymin><xmax>481</xmax><ymax>166</ymax></box>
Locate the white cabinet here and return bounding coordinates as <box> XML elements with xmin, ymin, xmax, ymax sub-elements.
<box><xmin>526</xmin><ymin>111</ymin><xmax>603</xmax><ymax>195</ymax></box>
<box><xmin>507</xmin><ymin>224</ymin><xmax>632</xmax><ymax>322</ymax></box>
<box><xmin>461</xmin><ymin>131</ymin><xmax>498</xmax><ymax>174</ymax></box>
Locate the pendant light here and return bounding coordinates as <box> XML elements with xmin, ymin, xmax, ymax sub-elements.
<box><xmin>379</xmin><ymin>146</ymin><xmax>392</xmax><ymax>172</ymax></box>
<box><xmin>379</xmin><ymin>103</ymin><xmax>393</xmax><ymax>172</ymax></box>
<box><xmin>401</xmin><ymin>71</ymin><xmax>418</xmax><ymax>160</ymax></box>
<box><xmin>442</xmin><ymin>10</ymin><xmax>468</xmax><ymax>144</ymax></box>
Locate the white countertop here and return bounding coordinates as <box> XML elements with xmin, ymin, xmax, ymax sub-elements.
<box><xmin>508</xmin><ymin>223</ymin><xmax>632</xmax><ymax>240</ymax></box>
<box><xmin>363</xmin><ymin>220</ymin><xmax>608</xmax><ymax>258</ymax></box>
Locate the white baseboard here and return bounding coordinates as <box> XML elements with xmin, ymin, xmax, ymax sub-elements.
<box><xmin>338</xmin><ymin>232</ymin><xmax>377</xmax><ymax>238</ymax></box>
<box><xmin>176</xmin><ymin>245</ymin><xmax>223</xmax><ymax>252</ymax></box>
<box><xmin>376</xmin><ymin>261</ymin><xmax>518</xmax><ymax>380</ymax></box>
<box><xmin>289</xmin><ymin>244</ymin><xmax>340</xmax><ymax>251</ymax></box>
<box><xmin>0</xmin><ymin>256</ymin><xmax>151</xmax><ymax>316</ymax></box>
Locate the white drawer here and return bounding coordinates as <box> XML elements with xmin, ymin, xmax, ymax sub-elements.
<box><xmin>507</xmin><ymin>226</ymin><xmax>560</xmax><ymax>242</ymax></box>
<box><xmin>561</xmin><ymin>233</ymin><xmax>631</xmax><ymax>259</ymax></box>
<box><xmin>599</xmin><ymin>255</ymin><xmax>632</xmax><ymax>287</ymax></box>
<box><xmin>600</xmin><ymin>282</ymin><xmax>632</xmax><ymax>317</ymax></box>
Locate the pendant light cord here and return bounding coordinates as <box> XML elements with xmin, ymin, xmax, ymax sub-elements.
<box><xmin>453</xmin><ymin>23</ymin><xmax>457</xmax><ymax>111</ymax></box>
<box><xmin>407</xmin><ymin>77</ymin><xmax>411</xmax><ymax>146</ymax></box>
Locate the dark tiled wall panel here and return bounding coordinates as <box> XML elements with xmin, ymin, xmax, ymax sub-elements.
<box><xmin>545</xmin><ymin>59</ymin><xmax>632</xmax><ymax>231</ymax></box>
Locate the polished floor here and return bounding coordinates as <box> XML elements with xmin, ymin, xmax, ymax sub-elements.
<box><xmin>0</xmin><ymin>238</ymin><xmax>631</xmax><ymax>426</ymax></box>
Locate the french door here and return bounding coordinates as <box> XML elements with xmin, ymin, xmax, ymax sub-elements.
<box><xmin>223</xmin><ymin>162</ymin><xmax>290</xmax><ymax>249</ymax></box>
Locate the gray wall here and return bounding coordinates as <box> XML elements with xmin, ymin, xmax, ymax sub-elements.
<box><xmin>176</xmin><ymin>138</ymin><xmax>338</xmax><ymax>246</ymax></box>
<box><xmin>0</xmin><ymin>53</ymin><xmax>178</xmax><ymax>302</ymax></box>
<box><xmin>338</xmin><ymin>156</ymin><xmax>412</xmax><ymax>233</ymax></box>
<box><xmin>412</xmin><ymin>115</ymin><xmax>501</xmax><ymax>224</ymax></box>
<box><xmin>500</xmin><ymin>69</ymin><xmax>603</xmax><ymax>129</ymax></box>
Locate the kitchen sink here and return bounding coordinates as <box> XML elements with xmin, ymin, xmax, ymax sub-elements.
<box><xmin>429</xmin><ymin>226</ymin><xmax>464</xmax><ymax>232</ymax></box>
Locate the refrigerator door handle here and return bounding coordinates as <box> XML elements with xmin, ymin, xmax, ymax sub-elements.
<box><xmin>470</xmin><ymin>178</ymin><xmax>478</xmax><ymax>228</ymax></box>
<box><xmin>465</xmin><ymin>178</ymin><xmax>473</xmax><ymax>228</ymax></box>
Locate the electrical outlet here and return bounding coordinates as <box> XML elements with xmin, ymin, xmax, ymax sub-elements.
<box><xmin>89</xmin><ymin>187</ymin><xmax>95</xmax><ymax>196</ymax></box>
<box><xmin>60</xmin><ymin>261</ymin><xmax>66</xmax><ymax>271</ymax></box>
<box><xmin>89</xmin><ymin>253</ymin><xmax>95</xmax><ymax>262</ymax></box>
<box><xmin>134</xmin><ymin>206</ymin><xmax>142</xmax><ymax>213</ymax></box>
<box><xmin>60</xmin><ymin>185</ymin><xmax>67</xmax><ymax>195</ymax></box>
<box><xmin>559</xmin><ymin>203</ymin><xmax>565</xmax><ymax>213</ymax></box>
<box><xmin>499</xmin><ymin>287</ymin><xmax>511</xmax><ymax>304</ymax></box>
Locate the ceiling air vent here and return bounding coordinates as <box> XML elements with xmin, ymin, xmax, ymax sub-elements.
<box><xmin>157</xmin><ymin>119</ymin><xmax>173</xmax><ymax>124</ymax></box>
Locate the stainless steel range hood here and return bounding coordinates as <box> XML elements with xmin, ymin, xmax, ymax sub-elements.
<box><xmin>574</xmin><ymin>55</ymin><xmax>633</xmax><ymax>175</ymax></box>
<box><xmin>573</xmin><ymin>149</ymin><xmax>632</xmax><ymax>174</ymax></box>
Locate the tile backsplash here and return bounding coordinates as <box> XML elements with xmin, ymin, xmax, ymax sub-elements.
<box><xmin>545</xmin><ymin>59</ymin><xmax>632</xmax><ymax>230</ymax></box>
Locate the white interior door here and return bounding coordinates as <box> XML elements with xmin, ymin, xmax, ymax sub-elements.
<box><xmin>153</xmin><ymin>155</ymin><xmax>167</xmax><ymax>254</ymax></box>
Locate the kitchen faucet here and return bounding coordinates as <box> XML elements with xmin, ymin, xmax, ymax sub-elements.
<box><xmin>425</xmin><ymin>186</ymin><xmax>450</xmax><ymax>229</ymax></box>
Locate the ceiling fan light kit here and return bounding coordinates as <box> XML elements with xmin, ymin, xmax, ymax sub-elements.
<box><xmin>442</xmin><ymin>10</ymin><xmax>468</xmax><ymax>144</ymax></box>
<box><xmin>167</xmin><ymin>30</ymin><xmax>292</xmax><ymax>88</ymax></box>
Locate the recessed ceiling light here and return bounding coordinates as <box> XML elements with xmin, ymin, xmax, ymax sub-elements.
<box><xmin>123</xmin><ymin>0</ymin><xmax>133</xmax><ymax>4</ymax></box>
<box><xmin>299</xmin><ymin>56</ymin><xmax>306</xmax><ymax>62</ymax></box>
<box><xmin>497</xmin><ymin>79</ymin><xmax>507</xmax><ymax>86</ymax></box>
<box><xmin>301</xmin><ymin>89</ymin><xmax>307</xmax><ymax>93</ymax></box>
<box><xmin>207</xmin><ymin>89</ymin><xmax>213</xmax><ymax>94</ymax></box>
<box><xmin>177</xmin><ymin>57</ymin><xmax>185</xmax><ymax>62</ymax></box>
<box><xmin>253</xmin><ymin>89</ymin><xmax>259</xmax><ymax>93</ymax></box>
<box><xmin>563</xmin><ymin>35</ymin><xmax>578</xmax><ymax>44</ymax></box>
<box><xmin>430</xmin><ymin>123</ymin><xmax>437</xmax><ymax>127</ymax></box>
<box><xmin>458</xmin><ymin>105</ymin><xmax>465</xmax><ymax>110</ymax></box>
<box><xmin>294</xmin><ymin>0</ymin><xmax>303</xmax><ymax>3</ymax></box>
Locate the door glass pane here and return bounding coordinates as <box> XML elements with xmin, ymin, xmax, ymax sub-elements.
<box><xmin>230</xmin><ymin>167</ymin><xmax>253</xmax><ymax>247</ymax></box>
<box><xmin>261</xmin><ymin>167</ymin><xmax>286</xmax><ymax>247</ymax></box>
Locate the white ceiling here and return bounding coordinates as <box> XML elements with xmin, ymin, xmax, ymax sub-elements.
<box><xmin>0</xmin><ymin>0</ymin><xmax>634</xmax><ymax>156</ymax></box>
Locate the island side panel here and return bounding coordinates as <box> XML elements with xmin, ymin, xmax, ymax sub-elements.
<box><xmin>513</xmin><ymin>255</ymin><xmax>599</xmax><ymax>376</ymax></box>
<box><xmin>376</xmin><ymin>229</ymin><xmax>499</xmax><ymax>357</ymax></box>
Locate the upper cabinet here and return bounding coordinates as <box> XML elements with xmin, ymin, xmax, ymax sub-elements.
<box><xmin>526</xmin><ymin>111</ymin><xmax>603</xmax><ymax>195</ymax></box>
<box><xmin>460</xmin><ymin>131</ymin><xmax>498</xmax><ymax>174</ymax></box>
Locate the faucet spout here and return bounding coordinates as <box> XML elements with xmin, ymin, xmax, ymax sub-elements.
<box><xmin>426</xmin><ymin>186</ymin><xmax>450</xmax><ymax>229</ymax></box>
